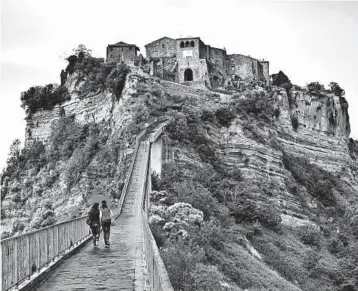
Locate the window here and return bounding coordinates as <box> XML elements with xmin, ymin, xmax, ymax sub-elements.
<box><xmin>129</xmin><ymin>46</ymin><xmax>132</xmax><ymax>50</ymax></box>
<box><xmin>180</xmin><ymin>41</ymin><xmax>184</xmax><ymax>48</ymax></box>
<box><xmin>162</xmin><ymin>44</ymin><xmax>165</xmax><ymax>48</ymax></box>
<box><xmin>185</xmin><ymin>41</ymin><xmax>190</xmax><ymax>47</ymax></box>
<box><xmin>190</xmin><ymin>40</ymin><xmax>195</xmax><ymax>47</ymax></box>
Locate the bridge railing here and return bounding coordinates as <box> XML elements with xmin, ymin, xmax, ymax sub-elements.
<box><xmin>1</xmin><ymin>216</ymin><xmax>90</xmax><ymax>291</ymax></box>
<box><xmin>140</xmin><ymin>123</ymin><xmax>174</xmax><ymax>291</ymax></box>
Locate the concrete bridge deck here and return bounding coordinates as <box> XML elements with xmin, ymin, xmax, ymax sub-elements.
<box><xmin>36</xmin><ymin>142</ymin><xmax>149</xmax><ymax>291</ymax></box>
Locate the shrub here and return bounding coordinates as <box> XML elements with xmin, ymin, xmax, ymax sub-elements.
<box><xmin>236</xmin><ymin>91</ymin><xmax>275</xmax><ymax>122</ymax></box>
<box><xmin>201</xmin><ymin>110</ymin><xmax>215</xmax><ymax>122</ymax></box>
<box><xmin>215</xmin><ymin>107</ymin><xmax>236</xmax><ymax>127</ymax></box>
<box><xmin>20</xmin><ymin>84</ymin><xmax>70</xmax><ymax>115</ymax></box>
<box><xmin>297</xmin><ymin>225</ymin><xmax>321</xmax><ymax>247</ymax></box>
<box><xmin>328</xmin><ymin>82</ymin><xmax>345</xmax><ymax>97</ymax></box>
<box><xmin>308</xmin><ymin>82</ymin><xmax>323</xmax><ymax>93</ymax></box>
<box><xmin>282</xmin><ymin>152</ymin><xmax>337</xmax><ymax>206</ymax></box>
<box><xmin>106</xmin><ymin>63</ymin><xmax>130</xmax><ymax>100</ymax></box>
<box><xmin>191</xmin><ymin>263</ymin><xmax>225</xmax><ymax>291</ymax></box>
<box><xmin>291</xmin><ymin>116</ymin><xmax>299</xmax><ymax>130</ymax></box>
<box><xmin>161</xmin><ymin>240</ymin><xmax>206</xmax><ymax>291</ymax></box>
<box><xmin>271</xmin><ymin>71</ymin><xmax>291</xmax><ymax>87</ymax></box>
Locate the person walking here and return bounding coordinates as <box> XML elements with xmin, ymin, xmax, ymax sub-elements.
<box><xmin>88</xmin><ymin>203</ymin><xmax>101</xmax><ymax>246</ymax></box>
<box><xmin>100</xmin><ymin>200</ymin><xmax>114</xmax><ymax>246</ymax></box>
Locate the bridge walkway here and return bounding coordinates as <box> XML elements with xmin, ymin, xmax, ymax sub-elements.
<box><xmin>36</xmin><ymin>141</ymin><xmax>149</xmax><ymax>291</ymax></box>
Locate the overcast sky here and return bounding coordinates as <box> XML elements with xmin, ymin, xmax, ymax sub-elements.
<box><xmin>1</xmin><ymin>0</ymin><xmax>358</xmax><ymax>170</ymax></box>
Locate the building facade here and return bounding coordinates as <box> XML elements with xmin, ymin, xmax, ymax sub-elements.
<box><xmin>106</xmin><ymin>37</ymin><xmax>270</xmax><ymax>88</ymax></box>
<box><xmin>106</xmin><ymin>41</ymin><xmax>140</xmax><ymax>65</ymax></box>
<box><xmin>145</xmin><ymin>37</ymin><xmax>176</xmax><ymax>59</ymax></box>
<box><xmin>145</xmin><ymin>36</ymin><xmax>270</xmax><ymax>87</ymax></box>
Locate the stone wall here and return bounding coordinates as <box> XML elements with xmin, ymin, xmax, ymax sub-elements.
<box><xmin>227</xmin><ymin>54</ymin><xmax>261</xmax><ymax>81</ymax></box>
<box><xmin>107</xmin><ymin>46</ymin><xmax>137</xmax><ymax>65</ymax></box>
<box><xmin>145</xmin><ymin>37</ymin><xmax>176</xmax><ymax>59</ymax></box>
<box><xmin>260</xmin><ymin>61</ymin><xmax>270</xmax><ymax>85</ymax></box>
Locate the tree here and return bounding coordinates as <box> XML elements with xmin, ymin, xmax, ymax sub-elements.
<box><xmin>60</xmin><ymin>70</ymin><xmax>67</xmax><ymax>86</ymax></box>
<box><xmin>271</xmin><ymin>71</ymin><xmax>291</xmax><ymax>87</ymax></box>
<box><xmin>329</xmin><ymin>82</ymin><xmax>345</xmax><ymax>97</ymax></box>
<box><xmin>73</xmin><ymin>44</ymin><xmax>92</xmax><ymax>60</ymax></box>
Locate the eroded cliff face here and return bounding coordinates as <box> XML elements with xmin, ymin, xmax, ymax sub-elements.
<box><xmin>2</xmin><ymin>66</ymin><xmax>357</xmax><ymax>289</ymax></box>
<box><xmin>1</xmin><ymin>67</ymin><xmax>147</xmax><ymax>235</ymax></box>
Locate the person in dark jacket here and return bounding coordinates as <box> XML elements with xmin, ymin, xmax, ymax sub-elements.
<box><xmin>88</xmin><ymin>203</ymin><xmax>100</xmax><ymax>246</ymax></box>
<box><xmin>100</xmin><ymin>200</ymin><xmax>114</xmax><ymax>246</ymax></box>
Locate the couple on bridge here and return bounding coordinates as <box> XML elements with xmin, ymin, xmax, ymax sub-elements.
<box><xmin>87</xmin><ymin>200</ymin><xmax>114</xmax><ymax>246</ymax></box>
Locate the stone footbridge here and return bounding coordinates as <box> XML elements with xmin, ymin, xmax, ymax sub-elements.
<box><xmin>1</xmin><ymin>119</ymin><xmax>173</xmax><ymax>291</ymax></box>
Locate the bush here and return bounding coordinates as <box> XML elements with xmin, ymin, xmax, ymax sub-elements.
<box><xmin>235</xmin><ymin>91</ymin><xmax>275</xmax><ymax>122</ymax></box>
<box><xmin>271</xmin><ymin>71</ymin><xmax>291</xmax><ymax>87</ymax></box>
<box><xmin>328</xmin><ymin>82</ymin><xmax>345</xmax><ymax>97</ymax></box>
<box><xmin>297</xmin><ymin>225</ymin><xmax>321</xmax><ymax>247</ymax></box>
<box><xmin>201</xmin><ymin>110</ymin><xmax>215</xmax><ymax>122</ymax></box>
<box><xmin>20</xmin><ymin>85</ymin><xmax>70</xmax><ymax>115</ymax></box>
<box><xmin>106</xmin><ymin>63</ymin><xmax>130</xmax><ymax>100</ymax></box>
<box><xmin>291</xmin><ymin>116</ymin><xmax>299</xmax><ymax>130</ymax></box>
<box><xmin>161</xmin><ymin>240</ymin><xmax>206</xmax><ymax>291</ymax></box>
<box><xmin>231</xmin><ymin>198</ymin><xmax>282</xmax><ymax>230</ymax></box>
<box><xmin>191</xmin><ymin>263</ymin><xmax>225</xmax><ymax>291</ymax></box>
<box><xmin>215</xmin><ymin>107</ymin><xmax>236</xmax><ymax>127</ymax></box>
<box><xmin>308</xmin><ymin>82</ymin><xmax>323</xmax><ymax>93</ymax></box>
<box><xmin>282</xmin><ymin>152</ymin><xmax>337</xmax><ymax>206</ymax></box>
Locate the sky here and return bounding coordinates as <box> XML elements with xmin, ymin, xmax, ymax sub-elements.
<box><xmin>1</xmin><ymin>0</ymin><xmax>358</xmax><ymax>171</ymax></box>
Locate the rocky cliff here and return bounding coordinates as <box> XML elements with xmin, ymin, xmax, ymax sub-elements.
<box><xmin>1</xmin><ymin>55</ymin><xmax>357</xmax><ymax>290</ymax></box>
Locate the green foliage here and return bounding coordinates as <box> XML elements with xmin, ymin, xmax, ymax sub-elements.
<box><xmin>161</xmin><ymin>240</ymin><xmax>206</xmax><ymax>291</ymax></box>
<box><xmin>308</xmin><ymin>82</ymin><xmax>323</xmax><ymax>93</ymax></box>
<box><xmin>271</xmin><ymin>71</ymin><xmax>291</xmax><ymax>87</ymax></box>
<box><xmin>200</xmin><ymin>110</ymin><xmax>215</xmax><ymax>122</ymax></box>
<box><xmin>328</xmin><ymin>82</ymin><xmax>345</xmax><ymax>97</ymax></box>
<box><xmin>230</xmin><ymin>196</ymin><xmax>282</xmax><ymax>230</ymax></box>
<box><xmin>20</xmin><ymin>85</ymin><xmax>70</xmax><ymax>115</ymax></box>
<box><xmin>191</xmin><ymin>263</ymin><xmax>225</xmax><ymax>291</ymax></box>
<box><xmin>297</xmin><ymin>225</ymin><xmax>321</xmax><ymax>247</ymax></box>
<box><xmin>215</xmin><ymin>107</ymin><xmax>236</xmax><ymax>127</ymax></box>
<box><xmin>291</xmin><ymin>116</ymin><xmax>299</xmax><ymax>130</ymax></box>
<box><xmin>235</xmin><ymin>91</ymin><xmax>275</xmax><ymax>122</ymax></box>
<box><xmin>282</xmin><ymin>152</ymin><xmax>337</xmax><ymax>206</ymax></box>
<box><xmin>1</xmin><ymin>140</ymin><xmax>46</xmax><ymax>200</ymax></box>
<box><xmin>348</xmin><ymin>138</ymin><xmax>358</xmax><ymax>160</ymax></box>
<box><xmin>106</xmin><ymin>63</ymin><xmax>130</xmax><ymax>100</ymax></box>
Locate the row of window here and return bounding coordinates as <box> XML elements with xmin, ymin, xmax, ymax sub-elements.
<box><xmin>180</xmin><ymin>41</ymin><xmax>195</xmax><ymax>48</ymax></box>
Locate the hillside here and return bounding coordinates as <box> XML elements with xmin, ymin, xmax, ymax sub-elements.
<box><xmin>1</xmin><ymin>51</ymin><xmax>358</xmax><ymax>290</ymax></box>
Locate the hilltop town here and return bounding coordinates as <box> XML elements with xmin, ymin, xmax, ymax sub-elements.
<box><xmin>106</xmin><ymin>36</ymin><xmax>269</xmax><ymax>89</ymax></box>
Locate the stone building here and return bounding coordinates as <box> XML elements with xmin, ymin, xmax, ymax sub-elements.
<box><xmin>145</xmin><ymin>37</ymin><xmax>176</xmax><ymax>59</ymax></box>
<box><xmin>144</xmin><ymin>36</ymin><xmax>270</xmax><ymax>88</ymax></box>
<box><xmin>106</xmin><ymin>41</ymin><xmax>140</xmax><ymax>65</ymax></box>
<box><xmin>105</xmin><ymin>37</ymin><xmax>270</xmax><ymax>88</ymax></box>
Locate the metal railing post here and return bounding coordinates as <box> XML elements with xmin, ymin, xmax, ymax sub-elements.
<box><xmin>36</xmin><ymin>233</ymin><xmax>40</xmax><ymax>272</ymax></box>
<box><xmin>27</xmin><ymin>235</ymin><xmax>31</xmax><ymax>279</ymax></box>
<box><xmin>14</xmin><ymin>238</ymin><xmax>18</xmax><ymax>289</ymax></box>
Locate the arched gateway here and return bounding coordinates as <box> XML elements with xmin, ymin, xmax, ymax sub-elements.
<box><xmin>184</xmin><ymin>68</ymin><xmax>193</xmax><ymax>81</ymax></box>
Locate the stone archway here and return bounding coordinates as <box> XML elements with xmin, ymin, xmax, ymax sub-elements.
<box><xmin>184</xmin><ymin>68</ymin><xmax>193</xmax><ymax>81</ymax></box>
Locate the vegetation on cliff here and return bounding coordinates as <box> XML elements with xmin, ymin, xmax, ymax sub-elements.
<box><xmin>1</xmin><ymin>47</ymin><xmax>357</xmax><ymax>290</ymax></box>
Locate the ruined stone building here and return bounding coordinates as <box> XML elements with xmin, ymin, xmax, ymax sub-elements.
<box><xmin>106</xmin><ymin>37</ymin><xmax>269</xmax><ymax>88</ymax></box>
